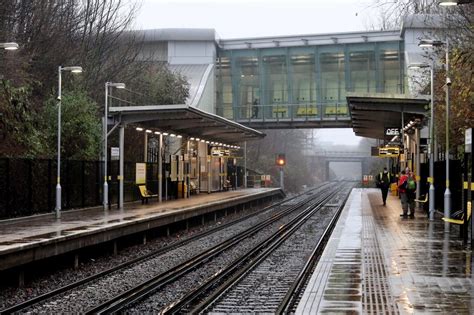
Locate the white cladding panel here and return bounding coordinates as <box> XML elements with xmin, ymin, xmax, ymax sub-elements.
<box><xmin>168</xmin><ymin>41</ymin><xmax>216</xmax><ymax>65</ymax></box>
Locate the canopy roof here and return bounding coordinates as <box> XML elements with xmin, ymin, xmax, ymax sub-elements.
<box><xmin>109</xmin><ymin>104</ymin><xmax>265</xmax><ymax>143</ymax></box>
<box><xmin>347</xmin><ymin>93</ymin><xmax>429</xmax><ymax>139</ymax></box>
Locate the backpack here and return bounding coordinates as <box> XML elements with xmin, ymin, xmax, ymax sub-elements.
<box><xmin>407</xmin><ymin>178</ymin><xmax>416</xmax><ymax>191</ymax></box>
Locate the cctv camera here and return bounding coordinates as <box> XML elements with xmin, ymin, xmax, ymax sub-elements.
<box><xmin>57</xmin><ymin>96</ymin><xmax>61</xmax><ymax>101</ymax></box>
<box><xmin>446</xmin><ymin>77</ymin><xmax>452</xmax><ymax>86</ymax></box>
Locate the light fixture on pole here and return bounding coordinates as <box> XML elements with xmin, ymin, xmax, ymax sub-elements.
<box><xmin>438</xmin><ymin>0</ymin><xmax>472</xmax><ymax>5</ymax></box>
<box><xmin>409</xmin><ymin>62</ymin><xmax>435</xmax><ymax>220</ymax></box>
<box><xmin>0</xmin><ymin>42</ymin><xmax>19</xmax><ymax>50</ymax></box>
<box><xmin>419</xmin><ymin>37</ymin><xmax>451</xmax><ymax>224</ymax></box>
<box><xmin>103</xmin><ymin>82</ymin><xmax>126</xmax><ymax>209</ymax></box>
<box><xmin>56</xmin><ymin>66</ymin><xmax>83</xmax><ymax>219</ymax></box>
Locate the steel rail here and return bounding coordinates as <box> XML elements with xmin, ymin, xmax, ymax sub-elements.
<box><xmin>86</xmin><ymin>185</ymin><xmax>337</xmax><ymax>314</ymax></box>
<box><xmin>276</xmin><ymin>186</ymin><xmax>353</xmax><ymax>314</ymax></box>
<box><xmin>0</xmin><ymin>184</ymin><xmax>328</xmax><ymax>314</ymax></box>
<box><xmin>161</xmin><ymin>187</ymin><xmax>341</xmax><ymax>314</ymax></box>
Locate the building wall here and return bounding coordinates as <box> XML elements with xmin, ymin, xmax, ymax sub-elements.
<box><xmin>168</xmin><ymin>41</ymin><xmax>216</xmax><ymax>65</ymax></box>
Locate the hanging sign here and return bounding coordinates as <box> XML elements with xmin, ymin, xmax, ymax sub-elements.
<box><xmin>111</xmin><ymin>147</ymin><xmax>120</xmax><ymax>161</ymax></box>
<box><xmin>466</xmin><ymin>128</ymin><xmax>472</xmax><ymax>153</ymax></box>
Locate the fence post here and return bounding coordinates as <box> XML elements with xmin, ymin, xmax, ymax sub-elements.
<box><xmin>81</xmin><ymin>160</ymin><xmax>85</xmax><ymax>208</ymax></box>
<box><xmin>28</xmin><ymin>159</ymin><xmax>33</xmax><ymax>214</ymax></box>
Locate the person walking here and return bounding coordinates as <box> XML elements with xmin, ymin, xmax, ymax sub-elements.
<box><xmin>398</xmin><ymin>170</ymin><xmax>409</xmax><ymax>218</ymax></box>
<box><xmin>377</xmin><ymin>167</ymin><xmax>391</xmax><ymax>206</ymax></box>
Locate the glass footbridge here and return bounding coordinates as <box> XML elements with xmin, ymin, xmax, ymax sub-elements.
<box><xmin>215</xmin><ymin>30</ymin><xmax>405</xmax><ymax>129</ymax></box>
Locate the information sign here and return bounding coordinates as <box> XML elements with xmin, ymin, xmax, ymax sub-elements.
<box><xmin>378</xmin><ymin>147</ymin><xmax>400</xmax><ymax>158</ymax></box>
<box><xmin>135</xmin><ymin>163</ymin><xmax>146</xmax><ymax>184</ymax></box>
<box><xmin>111</xmin><ymin>147</ymin><xmax>119</xmax><ymax>161</ymax></box>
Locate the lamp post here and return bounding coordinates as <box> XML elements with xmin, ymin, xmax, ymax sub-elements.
<box><xmin>56</xmin><ymin>66</ymin><xmax>83</xmax><ymax>219</ymax></box>
<box><xmin>418</xmin><ymin>38</ymin><xmax>451</xmax><ymax>224</ymax></box>
<box><xmin>409</xmin><ymin>62</ymin><xmax>435</xmax><ymax>220</ymax></box>
<box><xmin>103</xmin><ymin>82</ymin><xmax>126</xmax><ymax>209</ymax></box>
<box><xmin>0</xmin><ymin>42</ymin><xmax>19</xmax><ymax>50</ymax></box>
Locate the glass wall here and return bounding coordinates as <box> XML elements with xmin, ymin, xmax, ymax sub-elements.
<box><xmin>216</xmin><ymin>40</ymin><xmax>404</xmax><ymax>121</ymax></box>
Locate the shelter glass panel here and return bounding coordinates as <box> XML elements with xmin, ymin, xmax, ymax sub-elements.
<box><xmin>217</xmin><ymin>56</ymin><xmax>233</xmax><ymax>119</ymax></box>
<box><xmin>263</xmin><ymin>55</ymin><xmax>288</xmax><ymax>119</ymax></box>
<box><xmin>349</xmin><ymin>50</ymin><xmax>376</xmax><ymax>93</ymax></box>
<box><xmin>380</xmin><ymin>47</ymin><xmax>402</xmax><ymax>93</ymax></box>
<box><xmin>319</xmin><ymin>50</ymin><xmax>346</xmax><ymax>117</ymax></box>
<box><xmin>235</xmin><ymin>55</ymin><xmax>260</xmax><ymax>119</ymax></box>
<box><xmin>290</xmin><ymin>53</ymin><xmax>317</xmax><ymax>119</ymax></box>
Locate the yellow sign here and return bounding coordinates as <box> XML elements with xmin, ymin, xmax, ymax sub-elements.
<box><xmin>135</xmin><ymin>163</ymin><xmax>146</xmax><ymax>184</ymax></box>
<box><xmin>427</xmin><ymin>177</ymin><xmax>434</xmax><ymax>183</ymax></box>
<box><xmin>378</xmin><ymin>147</ymin><xmax>400</xmax><ymax>158</ymax></box>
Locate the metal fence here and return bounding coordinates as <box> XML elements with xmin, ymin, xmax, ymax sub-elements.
<box><xmin>0</xmin><ymin>158</ymin><xmax>161</xmax><ymax>219</ymax></box>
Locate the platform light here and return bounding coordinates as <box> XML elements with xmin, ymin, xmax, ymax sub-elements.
<box><xmin>200</xmin><ymin>139</ymin><xmax>205</xmax><ymax>143</ymax></box>
<box><xmin>205</xmin><ymin>140</ymin><xmax>210</xmax><ymax>143</ymax></box>
<box><xmin>170</xmin><ymin>133</ymin><xmax>176</xmax><ymax>137</ymax></box>
<box><xmin>418</xmin><ymin>39</ymin><xmax>445</xmax><ymax>48</ymax></box>
<box><xmin>162</xmin><ymin>132</ymin><xmax>169</xmax><ymax>136</ymax></box>
<box><xmin>0</xmin><ymin>42</ymin><xmax>19</xmax><ymax>50</ymax></box>
<box><xmin>190</xmin><ymin>137</ymin><xmax>195</xmax><ymax>140</ymax></box>
<box><xmin>195</xmin><ymin>138</ymin><xmax>200</xmax><ymax>141</ymax></box>
<box><xmin>154</xmin><ymin>131</ymin><xmax>161</xmax><ymax>135</ymax></box>
<box><xmin>136</xmin><ymin>127</ymin><xmax>143</xmax><ymax>131</ymax></box>
<box><xmin>177</xmin><ymin>135</ymin><xmax>182</xmax><ymax>138</ymax></box>
<box><xmin>146</xmin><ymin>129</ymin><xmax>152</xmax><ymax>133</ymax></box>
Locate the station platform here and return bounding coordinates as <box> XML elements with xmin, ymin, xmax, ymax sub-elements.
<box><xmin>296</xmin><ymin>188</ymin><xmax>473</xmax><ymax>314</ymax></box>
<box><xmin>0</xmin><ymin>188</ymin><xmax>283</xmax><ymax>271</ymax></box>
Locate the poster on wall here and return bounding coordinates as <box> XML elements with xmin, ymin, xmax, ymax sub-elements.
<box><xmin>178</xmin><ymin>155</ymin><xmax>184</xmax><ymax>181</ymax></box>
<box><xmin>135</xmin><ymin>163</ymin><xmax>146</xmax><ymax>184</ymax></box>
<box><xmin>171</xmin><ymin>155</ymin><xmax>177</xmax><ymax>182</ymax></box>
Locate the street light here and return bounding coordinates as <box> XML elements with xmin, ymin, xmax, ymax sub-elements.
<box><xmin>56</xmin><ymin>65</ymin><xmax>83</xmax><ymax>219</ymax></box>
<box><xmin>103</xmin><ymin>82</ymin><xmax>126</xmax><ymax>209</ymax></box>
<box><xmin>418</xmin><ymin>38</ymin><xmax>451</xmax><ymax>223</ymax></box>
<box><xmin>438</xmin><ymin>0</ymin><xmax>472</xmax><ymax>5</ymax></box>
<box><xmin>0</xmin><ymin>42</ymin><xmax>19</xmax><ymax>50</ymax></box>
<box><xmin>408</xmin><ymin>62</ymin><xmax>435</xmax><ymax>220</ymax></box>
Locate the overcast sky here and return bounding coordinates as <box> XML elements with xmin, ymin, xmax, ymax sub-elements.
<box><xmin>135</xmin><ymin>0</ymin><xmax>378</xmax><ymax>38</ymax></box>
<box><xmin>134</xmin><ymin>0</ymin><xmax>378</xmax><ymax>145</ymax></box>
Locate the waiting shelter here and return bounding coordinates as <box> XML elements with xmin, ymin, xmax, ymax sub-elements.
<box><xmin>107</xmin><ymin>103</ymin><xmax>265</xmax><ymax>208</ymax></box>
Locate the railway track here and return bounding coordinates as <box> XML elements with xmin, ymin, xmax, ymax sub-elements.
<box><xmin>1</xmin><ymin>184</ymin><xmax>331</xmax><ymax>314</ymax></box>
<box><xmin>160</xmin><ymin>183</ymin><xmax>352</xmax><ymax>314</ymax></box>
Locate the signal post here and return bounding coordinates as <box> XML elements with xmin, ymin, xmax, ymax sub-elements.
<box><xmin>276</xmin><ymin>154</ymin><xmax>286</xmax><ymax>190</ymax></box>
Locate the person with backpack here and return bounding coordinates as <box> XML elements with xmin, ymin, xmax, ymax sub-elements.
<box><xmin>398</xmin><ymin>170</ymin><xmax>409</xmax><ymax>218</ymax></box>
<box><xmin>406</xmin><ymin>171</ymin><xmax>417</xmax><ymax>218</ymax></box>
<box><xmin>377</xmin><ymin>167</ymin><xmax>391</xmax><ymax>206</ymax></box>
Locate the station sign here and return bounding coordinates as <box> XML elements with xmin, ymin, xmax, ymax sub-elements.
<box><xmin>384</xmin><ymin>127</ymin><xmax>401</xmax><ymax>137</ymax></box>
<box><xmin>110</xmin><ymin>147</ymin><xmax>119</xmax><ymax>160</ymax></box>
<box><xmin>211</xmin><ymin>148</ymin><xmax>230</xmax><ymax>156</ymax></box>
<box><xmin>378</xmin><ymin>147</ymin><xmax>400</xmax><ymax>157</ymax></box>
<box><xmin>466</xmin><ymin>128</ymin><xmax>472</xmax><ymax>153</ymax></box>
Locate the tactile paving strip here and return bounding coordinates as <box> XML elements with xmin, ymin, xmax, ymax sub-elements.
<box><xmin>362</xmin><ymin>213</ymin><xmax>399</xmax><ymax>314</ymax></box>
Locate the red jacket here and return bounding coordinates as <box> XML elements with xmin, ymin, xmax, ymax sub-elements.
<box><xmin>398</xmin><ymin>174</ymin><xmax>408</xmax><ymax>193</ymax></box>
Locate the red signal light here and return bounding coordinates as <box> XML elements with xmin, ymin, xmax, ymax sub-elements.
<box><xmin>276</xmin><ymin>154</ymin><xmax>286</xmax><ymax>166</ymax></box>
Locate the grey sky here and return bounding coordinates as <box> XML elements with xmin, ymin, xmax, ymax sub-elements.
<box><xmin>135</xmin><ymin>0</ymin><xmax>377</xmax><ymax>38</ymax></box>
<box><xmin>135</xmin><ymin>0</ymin><xmax>379</xmax><ymax>145</ymax></box>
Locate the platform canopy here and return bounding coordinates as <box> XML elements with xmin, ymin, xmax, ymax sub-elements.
<box><xmin>347</xmin><ymin>93</ymin><xmax>429</xmax><ymax>139</ymax></box>
<box><xmin>109</xmin><ymin>104</ymin><xmax>265</xmax><ymax>143</ymax></box>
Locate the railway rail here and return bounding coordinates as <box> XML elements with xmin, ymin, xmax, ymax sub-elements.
<box><xmin>1</xmin><ymin>183</ymin><xmax>332</xmax><ymax>314</ymax></box>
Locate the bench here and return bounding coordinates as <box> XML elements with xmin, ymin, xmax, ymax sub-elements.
<box><xmin>324</xmin><ymin>106</ymin><xmax>348</xmax><ymax>115</ymax></box>
<box><xmin>189</xmin><ymin>180</ymin><xmax>198</xmax><ymax>195</ymax></box>
<box><xmin>442</xmin><ymin>207</ymin><xmax>472</xmax><ymax>225</ymax></box>
<box><xmin>138</xmin><ymin>185</ymin><xmax>158</xmax><ymax>204</ymax></box>
<box><xmin>223</xmin><ymin>180</ymin><xmax>232</xmax><ymax>191</ymax></box>
<box><xmin>296</xmin><ymin>107</ymin><xmax>318</xmax><ymax>116</ymax></box>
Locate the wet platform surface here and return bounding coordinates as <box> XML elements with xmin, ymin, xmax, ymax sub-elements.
<box><xmin>0</xmin><ymin>188</ymin><xmax>282</xmax><ymax>270</ymax></box>
<box><xmin>296</xmin><ymin>188</ymin><xmax>474</xmax><ymax>314</ymax></box>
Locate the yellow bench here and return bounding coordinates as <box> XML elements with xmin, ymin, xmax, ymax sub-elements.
<box><xmin>138</xmin><ymin>185</ymin><xmax>158</xmax><ymax>204</ymax></box>
<box><xmin>325</xmin><ymin>106</ymin><xmax>348</xmax><ymax>115</ymax></box>
<box><xmin>296</xmin><ymin>107</ymin><xmax>318</xmax><ymax>116</ymax></box>
<box><xmin>442</xmin><ymin>206</ymin><xmax>471</xmax><ymax>225</ymax></box>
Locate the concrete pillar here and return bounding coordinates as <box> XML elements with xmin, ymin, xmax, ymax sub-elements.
<box><xmin>144</xmin><ymin>132</ymin><xmax>148</xmax><ymax>162</ymax></box>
